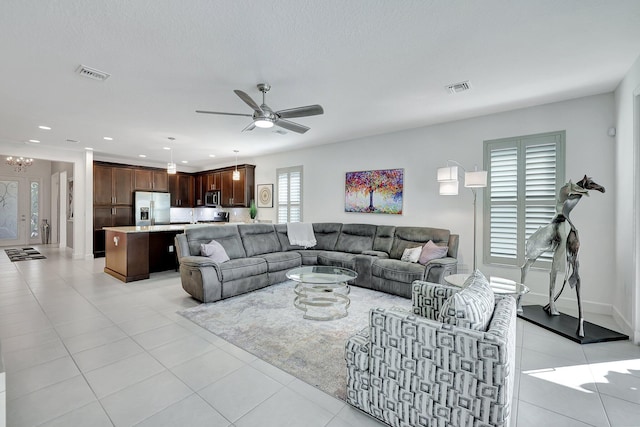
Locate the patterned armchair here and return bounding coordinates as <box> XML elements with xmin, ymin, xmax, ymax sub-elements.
<box><xmin>345</xmin><ymin>280</ymin><xmax>517</xmax><ymax>427</ymax></box>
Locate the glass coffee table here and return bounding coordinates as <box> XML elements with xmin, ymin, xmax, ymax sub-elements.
<box><xmin>286</xmin><ymin>266</ymin><xmax>357</xmax><ymax>320</ymax></box>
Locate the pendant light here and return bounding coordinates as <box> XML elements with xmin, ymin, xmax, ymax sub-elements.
<box><xmin>232</xmin><ymin>150</ymin><xmax>240</xmax><ymax>181</ymax></box>
<box><xmin>167</xmin><ymin>137</ymin><xmax>177</xmax><ymax>174</ymax></box>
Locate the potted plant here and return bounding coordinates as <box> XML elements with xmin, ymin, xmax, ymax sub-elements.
<box><xmin>249</xmin><ymin>199</ymin><xmax>258</xmax><ymax>222</ymax></box>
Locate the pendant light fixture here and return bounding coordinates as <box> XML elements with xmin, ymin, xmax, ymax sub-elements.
<box><xmin>167</xmin><ymin>137</ymin><xmax>177</xmax><ymax>174</ymax></box>
<box><xmin>232</xmin><ymin>150</ymin><xmax>240</xmax><ymax>181</ymax></box>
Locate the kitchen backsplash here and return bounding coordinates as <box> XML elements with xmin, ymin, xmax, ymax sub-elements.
<box><xmin>170</xmin><ymin>207</ymin><xmax>252</xmax><ymax>223</ymax></box>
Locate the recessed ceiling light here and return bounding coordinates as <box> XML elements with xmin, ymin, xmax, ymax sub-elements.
<box><xmin>103</xmin><ymin>136</ymin><xmax>113</xmax><ymax>141</ymax></box>
<box><xmin>209</xmin><ymin>154</ymin><xmax>216</xmax><ymax>158</ymax></box>
<box><xmin>138</xmin><ymin>154</ymin><xmax>146</xmax><ymax>158</ymax></box>
<box><xmin>38</xmin><ymin>125</ymin><xmax>52</xmax><ymax>130</ymax></box>
<box><xmin>181</xmin><ymin>160</ymin><xmax>188</xmax><ymax>164</ymax></box>
<box><xmin>29</xmin><ymin>139</ymin><xmax>40</xmax><ymax>143</ymax></box>
<box><xmin>163</xmin><ymin>147</ymin><xmax>171</xmax><ymax>150</ymax></box>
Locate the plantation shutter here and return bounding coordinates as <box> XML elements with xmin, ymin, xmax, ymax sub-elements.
<box><xmin>484</xmin><ymin>131</ymin><xmax>565</xmax><ymax>267</ymax></box>
<box><xmin>276</xmin><ymin>166</ymin><xmax>303</xmax><ymax>223</ymax></box>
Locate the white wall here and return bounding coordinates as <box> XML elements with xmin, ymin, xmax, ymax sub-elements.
<box><xmin>254</xmin><ymin>93</ymin><xmax>616</xmax><ymax>319</ymax></box>
<box><xmin>614</xmin><ymin>53</ymin><xmax>640</xmax><ymax>343</ymax></box>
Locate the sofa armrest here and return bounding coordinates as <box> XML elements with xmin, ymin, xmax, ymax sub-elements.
<box><xmin>179</xmin><ymin>255</ymin><xmax>224</xmax><ymax>281</ymax></box>
<box><xmin>423</xmin><ymin>256</ymin><xmax>458</xmax><ymax>284</ymax></box>
<box><xmin>411</xmin><ymin>280</ymin><xmax>459</xmax><ymax>320</ymax></box>
<box><xmin>345</xmin><ymin>328</ymin><xmax>370</xmax><ymax>371</ymax></box>
<box><xmin>361</xmin><ymin>250</ymin><xmax>389</xmax><ymax>259</ymax></box>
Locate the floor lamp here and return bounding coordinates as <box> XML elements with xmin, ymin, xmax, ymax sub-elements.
<box><xmin>436</xmin><ymin>161</ymin><xmax>487</xmax><ymax>272</ymax></box>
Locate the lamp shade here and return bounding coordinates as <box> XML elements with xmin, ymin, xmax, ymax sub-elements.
<box><xmin>254</xmin><ymin>118</ymin><xmax>274</xmax><ymax>128</ymax></box>
<box><xmin>167</xmin><ymin>162</ymin><xmax>177</xmax><ymax>175</ymax></box>
<box><xmin>439</xmin><ymin>180</ymin><xmax>459</xmax><ymax>195</ymax></box>
<box><xmin>464</xmin><ymin>170</ymin><xmax>487</xmax><ymax>188</ymax></box>
<box><xmin>437</xmin><ymin>166</ymin><xmax>458</xmax><ymax>182</ymax></box>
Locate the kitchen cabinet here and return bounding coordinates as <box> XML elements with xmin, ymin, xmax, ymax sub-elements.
<box><xmin>168</xmin><ymin>173</ymin><xmax>194</xmax><ymax>207</ymax></box>
<box><xmin>134</xmin><ymin>169</ymin><xmax>168</xmax><ymax>192</ymax></box>
<box><xmin>219</xmin><ymin>165</ymin><xmax>254</xmax><ymax>207</ymax></box>
<box><xmin>94</xmin><ymin>164</ymin><xmax>133</xmax><ymax>206</ymax></box>
<box><xmin>93</xmin><ymin>206</ymin><xmax>133</xmax><ymax>257</ymax></box>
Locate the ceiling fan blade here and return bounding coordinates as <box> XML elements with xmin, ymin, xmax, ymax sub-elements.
<box><xmin>234</xmin><ymin>90</ymin><xmax>263</xmax><ymax>114</ymax></box>
<box><xmin>196</xmin><ymin>110</ymin><xmax>253</xmax><ymax>117</ymax></box>
<box><xmin>242</xmin><ymin>122</ymin><xmax>256</xmax><ymax>132</ymax></box>
<box><xmin>275</xmin><ymin>119</ymin><xmax>310</xmax><ymax>134</ymax></box>
<box><xmin>275</xmin><ymin>104</ymin><xmax>324</xmax><ymax>119</ymax></box>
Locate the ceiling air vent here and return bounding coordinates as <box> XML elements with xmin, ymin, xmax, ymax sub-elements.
<box><xmin>76</xmin><ymin>65</ymin><xmax>111</xmax><ymax>81</ymax></box>
<box><xmin>446</xmin><ymin>80</ymin><xmax>471</xmax><ymax>94</ymax></box>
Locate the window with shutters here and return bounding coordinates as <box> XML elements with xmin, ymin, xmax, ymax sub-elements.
<box><xmin>277</xmin><ymin>166</ymin><xmax>303</xmax><ymax>223</ymax></box>
<box><xmin>483</xmin><ymin>131</ymin><xmax>565</xmax><ymax>267</ymax></box>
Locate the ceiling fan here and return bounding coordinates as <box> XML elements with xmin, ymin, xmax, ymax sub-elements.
<box><xmin>196</xmin><ymin>83</ymin><xmax>323</xmax><ymax>134</ymax></box>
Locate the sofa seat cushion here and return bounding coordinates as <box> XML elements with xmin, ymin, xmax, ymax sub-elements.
<box><xmin>257</xmin><ymin>251</ymin><xmax>301</xmax><ymax>273</ymax></box>
<box><xmin>317</xmin><ymin>251</ymin><xmax>357</xmax><ymax>270</ymax></box>
<box><xmin>371</xmin><ymin>258</ymin><xmax>426</xmax><ymax>284</ymax></box>
<box><xmin>295</xmin><ymin>249</ymin><xmax>328</xmax><ymax>265</ymax></box>
<box><xmin>218</xmin><ymin>257</ymin><xmax>268</xmax><ymax>282</ymax></box>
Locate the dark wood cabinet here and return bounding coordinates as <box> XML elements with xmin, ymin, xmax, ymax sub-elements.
<box><xmin>134</xmin><ymin>169</ymin><xmax>168</xmax><ymax>192</ymax></box>
<box><xmin>168</xmin><ymin>173</ymin><xmax>194</xmax><ymax>207</ymax></box>
<box><xmin>93</xmin><ymin>206</ymin><xmax>133</xmax><ymax>257</ymax></box>
<box><xmin>219</xmin><ymin>165</ymin><xmax>254</xmax><ymax>207</ymax></box>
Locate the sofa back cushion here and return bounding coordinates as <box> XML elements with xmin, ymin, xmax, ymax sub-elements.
<box><xmin>185</xmin><ymin>225</ymin><xmax>247</xmax><ymax>259</ymax></box>
<box><xmin>238</xmin><ymin>224</ymin><xmax>282</xmax><ymax>256</ymax></box>
<box><xmin>335</xmin><ymin>224</ymin><xmax>377</xmax><ymax>254</ymax></box>
<box><xmin>312</xmin><ymin>223</ymin><xmax>342</xmax><ymax>250</ymax></box>
<box><xmin>389</xmin><ymin>226</ymin><xmax>450</xmax><ymax>260</ymax></box>
<box><xmin>372</xmin><ymin>225</ymin><xmax>395</xmax><ymax>254</ymax></box>
<box><xmin>447</xmin><ymin>234</ymin><xmax>459</xmax><ymax>258</ymax></box>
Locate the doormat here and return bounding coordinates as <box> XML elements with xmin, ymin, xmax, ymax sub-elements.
<box><xmin>4</xmin><ymin>247</ymin><xmax>46</xmax><ymax>262</ymax></box>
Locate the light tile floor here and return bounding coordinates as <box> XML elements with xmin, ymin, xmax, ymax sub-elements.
<box><xmin>1</xmin><ymin>246</ymin><xmax>639</xmax><ymax>426</ymax></box>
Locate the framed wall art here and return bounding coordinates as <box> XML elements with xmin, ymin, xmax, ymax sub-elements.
<box><xmin>345</xmin><ymin>168</ymin><xmax>403</xmax><ymax>214</ymax></box>
<box><xmin>257</xmin><ymin>183</ymin><xmax>274</xmax><ymax>208</ymax></box>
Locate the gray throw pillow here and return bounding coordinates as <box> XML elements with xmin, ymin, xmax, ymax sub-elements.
<box><xmin>200</xmin><ymin>239</ymin><xmax>230</xmax><ymax>263</ymax></box>
<box><xmin>400</xmin><ymin>246</ymin><xmax>422</xmax><ymax>263</ymax></box>
<box><xmin>438</xmin><ymin>270</ymin><xmax>494</xmax><ymax>330</ymax></box>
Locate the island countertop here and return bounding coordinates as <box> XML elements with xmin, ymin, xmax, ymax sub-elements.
<box><xmin>102</xmin><ymin>223</ymin><xmax>236</xmax><ymax>233</ymax></box>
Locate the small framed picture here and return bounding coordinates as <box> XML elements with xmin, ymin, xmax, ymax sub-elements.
<box><xmin>257</xmin><ymin>184</ymin><xmax>273</xmax><ymax>208</ymax></box>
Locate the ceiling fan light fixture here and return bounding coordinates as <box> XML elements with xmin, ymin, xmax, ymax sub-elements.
<box><xmin>254</xmin><ymin>118</ymin><xmax>274</xmax><ymax>128</ymax></box>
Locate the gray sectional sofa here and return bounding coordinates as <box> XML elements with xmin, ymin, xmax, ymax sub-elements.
<box><xmin>175</xmin><ymin>222</ymin><xmax>458</xmax><ymax>303</ymax></box>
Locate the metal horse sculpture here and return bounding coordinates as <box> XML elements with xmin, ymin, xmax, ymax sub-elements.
<box><xmin>520</xmin><ymin>175</ymin><xmax>605</xmax><ymax>337</ymax></box>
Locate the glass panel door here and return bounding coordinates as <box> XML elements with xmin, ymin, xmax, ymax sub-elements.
<box><xmin>0</xmin><ymin>177</ymin><xmax>27</xmax><ymax>247</ymax></box>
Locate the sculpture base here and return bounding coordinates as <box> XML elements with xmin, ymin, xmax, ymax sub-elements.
<box><xmin>518</xmin><ymin>305</ymin><xmax>628</xmax><ymax>344</ymax></box>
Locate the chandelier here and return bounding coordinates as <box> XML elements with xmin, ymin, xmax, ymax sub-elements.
<box><xmin>6</xmin><ymin>156</ymin><xmax>34</xmax><ymax>172</ymax></box>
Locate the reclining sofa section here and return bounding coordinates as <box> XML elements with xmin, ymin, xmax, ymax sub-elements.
<box><xmin>175</xmin><ymin>223</ymin><xmax>459</xmax><ymax>303</ymax></box>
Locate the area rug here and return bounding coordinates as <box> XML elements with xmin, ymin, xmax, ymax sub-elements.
<box><xmin>178</xmin><ymin>281</ymin><xmax>412</xmax><ymax>400</ymax></box>
<box><xmin>4</xmin><ymin>247</ymin><xmax>46</xmax><ymax>262</ymax></box>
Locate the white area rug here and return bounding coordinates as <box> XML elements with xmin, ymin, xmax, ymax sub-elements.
<box><xmin>178</xmin><ymin>281</ymin><xmax>412</xmax><ymax>400</ymax></box>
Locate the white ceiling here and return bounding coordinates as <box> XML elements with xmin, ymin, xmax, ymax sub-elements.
<box><xmin>1</xmin><ymin>0</ymin><xmax>640</xmax><ymax>170</ymax></box>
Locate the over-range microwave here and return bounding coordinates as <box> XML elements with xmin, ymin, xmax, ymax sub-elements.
<box><xmin>204</xmin><ymin>190</ymin><xmax>220</xmax><ymax>207</ymax></box>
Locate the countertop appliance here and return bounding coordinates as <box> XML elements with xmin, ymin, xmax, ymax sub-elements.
<box><xmin>212</xmin><ymin>211</ymin><xmax>229</xmax><ymax>222</ymax></box>
<box><xmin>135</xmin><ymin>192</ymin><xmax>170</xmax><ymax>226</ymax></box>
<box><xmin>204</xmin><ymin>191</ymin><xmax>220</xmax><ymax>207</ymax></box>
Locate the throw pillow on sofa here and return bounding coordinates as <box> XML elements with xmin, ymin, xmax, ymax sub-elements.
<box><xmin>438</xmin><ymin>270</ymin><xmax>494</xmax><ymax>330</ymax></box>
<box><xmin>401</xmin><ymin>246</ymin><xmax>422</xmax><ymax>263</ymax></box>
<box><xmin>419</xmin><ymin>240</ymin><xmax>448</xmax><ymax>265</ymax></box>
<box><xmin>200</xmin><ymin>239</ymin><xmax>230</xmax><ymax>263</ymax></box>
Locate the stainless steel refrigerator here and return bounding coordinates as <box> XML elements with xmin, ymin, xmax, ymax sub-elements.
<box><xmin>134</xmin><ymin>192</ymin><xmax>170</xmax><ymax>226</ymax></box>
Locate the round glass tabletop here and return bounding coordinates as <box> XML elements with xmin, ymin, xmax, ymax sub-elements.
<box><xmin>286</xmin><ymin>266</ymin><xmax>357</xmax><ymax>284</ymax></box>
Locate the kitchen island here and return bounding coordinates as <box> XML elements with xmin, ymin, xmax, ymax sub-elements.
<box><xmin>103</xmin><ymin>224</ymin><xmax>216</xmax><ymax>282</ymax></box>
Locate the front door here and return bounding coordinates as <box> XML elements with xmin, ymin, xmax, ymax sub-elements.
<box><xmin>0</xmin><ymin>177</ymin><xmax>27</xmax><ymax>247</ymax></box>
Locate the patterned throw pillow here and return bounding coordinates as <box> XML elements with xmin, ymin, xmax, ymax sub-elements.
<box><xmin>400</xmin><ymin>246</ymin><xmax>422</xmax><ymax>263</ymax></box>
<box><xmin>418</xmin><ymin>240</ymin><xmax>449</xmax><ymax>265</ymax></box>
<box><xmin>438</xmin><ymin>270</ymin><xmax>494</xmax><ymax>330</ymax></box>
<box><xmin>200</xmin><ymin>239</ymin><xmax>230</xmax><ymax>263</ymax></box>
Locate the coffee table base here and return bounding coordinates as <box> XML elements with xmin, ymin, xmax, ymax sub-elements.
<box><xmin>293</xmin><ymin>282</ymin><xmax>351</xmax><ymax>321</ymax></box>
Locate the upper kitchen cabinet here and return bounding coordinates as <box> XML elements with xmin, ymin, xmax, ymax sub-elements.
<box><xmin>134</xmin><ymin>169</ymin><xmax>168</xmax><ymax>192</ymax></box>
<box><xmin>168</xmin><ymin>173</ymin><xmax>194</xmax><ymax>207</ymax></box>
<box><xmin>219</xmin><ymin>165</ymin><xmax>255</xmax><ymax>207</ymax></box>
<box><xmin>94</xmin><ymin>163</ymin><xmax>133</xmax><ymax>206</ymax></box>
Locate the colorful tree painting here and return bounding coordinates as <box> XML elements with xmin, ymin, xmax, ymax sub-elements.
<box><xmin>345</xmin><ymin>169</ymin><xmax>403</xmax><ymax>214</ymax></box>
